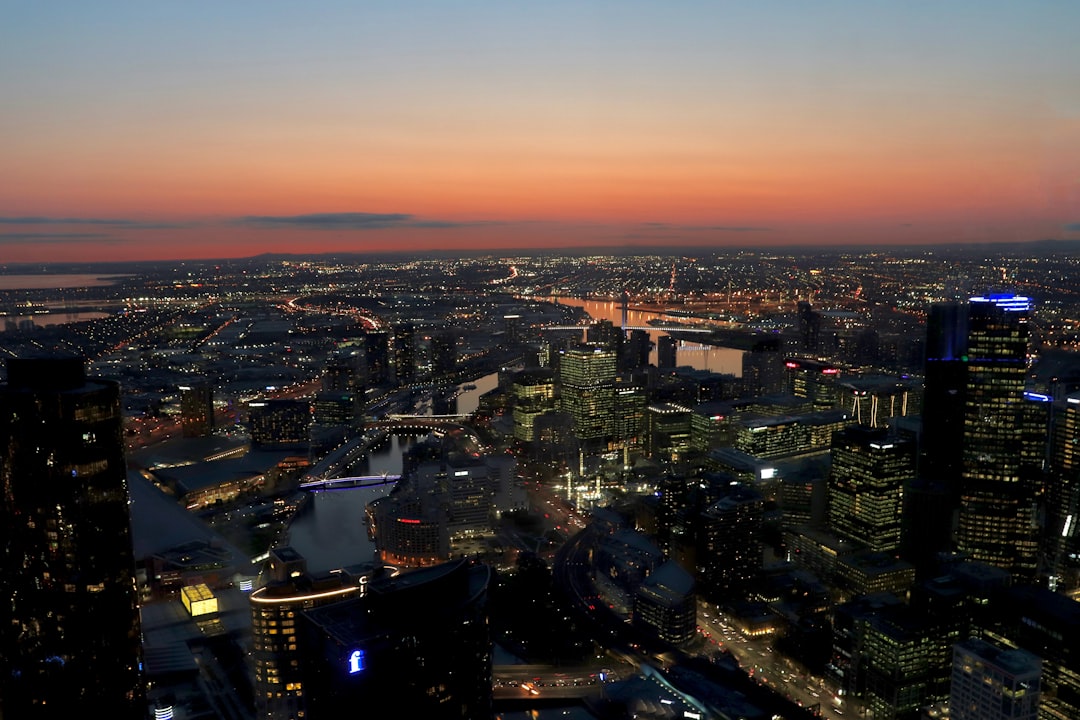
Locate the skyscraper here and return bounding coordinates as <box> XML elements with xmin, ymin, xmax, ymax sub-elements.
<box><xmin>0</xmin><ymin>356</ymin><xmax>144</xmax><ymax>718</ymax></box>
<box><xmin>904</xmin><ymin>302</ymin><xmax>967</xmax><ymax>576</ymax></box>
<box><xmin>557</xmin><ymin>343</ymin><xmax>618</xmax><ymax>445</ymax></box>
<box><xmin>179</xmin><ymin>379</ymin><xmax>214</xmax><ymax>437</ymax></box>
<box><xmin>956</xmin><ymin>294</ymin><xmax>1039</xmax><ymax>578</ymax></box>
<box><xmin>392</xmin><ymin>322</ymin><xmax>416</xmax><ymax>386</ymax></box>
<box><xmin>657</xmin><ymin>334</ymin><xmax>677</xmax><ymax>369</ymax></box>
<box><xmin>828</xmin><ymin>425</ymin><xmax>914</xmax><ymax>554</ymax></box>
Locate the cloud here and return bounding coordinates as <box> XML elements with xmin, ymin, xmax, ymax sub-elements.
<box><xmin>1065</xmin><ymin>223</ymin><xmax>1080</xmax><ymax>232</ymax></box>
<box><xmin>235</xmin><ymin>212</ymin><xmax>507</xmax><ymax>231</ymax></box>
<box><xmin>0</xmin><ymin>216</ymin><xmax>193</xmax><ymax>229</ymax></box>
<box><xmin>0</xmin><ymin>232</ymin><xmax>120</xmax><ymax>244</ymax></box>
<box><xmin>637</xmin><ymin>222</ymin><xmax>772</xmax><ymax>232</ymax></box>
<box><xmin>237</xmin><ymin>212</ymin><xmax>415</xmax><ymax>229</ymax></box>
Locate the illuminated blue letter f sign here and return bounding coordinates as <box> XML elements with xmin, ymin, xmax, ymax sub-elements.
<box><xmin>348</xmin><ymin>649</ymin><xmax>366</xmax><ymax>674</ymax></box>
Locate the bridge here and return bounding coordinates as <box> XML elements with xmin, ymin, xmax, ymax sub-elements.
<box><xmin>539</xmin><ymin>324</ymin><xmax>712</xmax><ymax>333</ymax></box>
<box><xmin>385</xmin><ymin>413</ymin><xmax>472</xmax><ymax>422</ymax></box>
<box><xmin>300</xmin><ymin>474</ymin><xmax>400</xmax><ymax>491</ymax></box>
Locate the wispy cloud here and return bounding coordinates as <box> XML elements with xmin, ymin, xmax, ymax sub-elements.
<box><xmin>0</xmin><ymin>216</ymin><xmax>193</xmax><ymax>229</ymax></box>
<box><xmin>637</xmin><ymin>222</ymin><xmax>772</xmax><ymax>232</ymax></box>
<box><xmin>235</xmin><ymin>212</ymin><xmax>500</xmax><ymax>230</ymax></box>
<box><xmin>0</xmin><ymin>232</ymin><xmax>120</xmax><ymax>244</ymax></box>
<box><xmin>1065</xmin><ymin>223</ymin><xmax>1080</xmax><ymax>232</ymax></box>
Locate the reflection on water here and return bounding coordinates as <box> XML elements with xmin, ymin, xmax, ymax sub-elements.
<box><xmin>284</xmin><ymin>485</ymin><xmax>392</xmax><ymax>574</ymax></box>
<box><xmin>541</xmin><ymin>296</ymin><xmax>744</xmax><ymax>376</ymax></box>
<box><xmin>3</xmin><ymin>311</ymin><xmax>110</xmax><ymax>328</ymax></box>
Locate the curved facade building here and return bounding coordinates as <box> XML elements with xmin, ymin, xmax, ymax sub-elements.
<box><xmin>298</xmin><ymin>559</ymin><xmax>493</xmax><ymax>719</ymax></box>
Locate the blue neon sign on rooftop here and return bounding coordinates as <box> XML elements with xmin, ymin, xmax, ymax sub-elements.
<box><xmin>970</xmin><ymin>293</ymin><xmax>1031</xmax><ymax>312</ymax></box>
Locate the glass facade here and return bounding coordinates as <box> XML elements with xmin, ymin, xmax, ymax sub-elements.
<box><xmin>0</xmin><ymin>357</ymin><xmax>144</xmax><ymax>718</ymax></box>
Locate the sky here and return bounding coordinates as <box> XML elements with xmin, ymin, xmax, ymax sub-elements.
<box><xmin>2</xmin><ymin>1</ymin><xmax>1079</xmax><ymax>263</ymax></box>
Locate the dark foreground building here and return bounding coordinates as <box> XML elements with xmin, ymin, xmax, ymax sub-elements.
<box><xmin>0</xmin><ymin>356</ymin><xmax>144</xmax><ymax>718</ymax></box>
<box><xmin>298</xmin><ymin>558</ymin><xmax>493</xmax><ymax>719</ymax></box>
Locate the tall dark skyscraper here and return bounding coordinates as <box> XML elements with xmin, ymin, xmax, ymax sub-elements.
<box><xmin>430</xmin><ymin>330</ymin><xmax>458</xmax><ymax>381</ymax></box>
<box><xmin>179</xmin><ymin>379</ymin><xmax>214</xmax><ymax>437</ymax></box>
<box><xmin>392</xmin><ymin>322</ymin><xmax>417</xmax><ymax>385</ymax></box>
<box><xmin>0</xmin><ymin>356</ymin><xmax>144</xmax><ymax>718</ymax></box>
<box><xmin>956</xmin><ymin>294</ymin><xmax>1040</xmax><ymax>578</ymax></box>
<box><xmin>904</xmin><ymin>302</ymin><xmax>969</xmax><ymax>575</ymax></box>
<box><xmin>657</xmin><ymin>334</ymin><xmax>677</xmax><ymax>369</ymax></box>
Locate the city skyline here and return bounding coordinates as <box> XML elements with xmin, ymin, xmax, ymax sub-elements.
<box><xmin>3</xmin><ymin>2</ymin><xmax>1080</xmax><ymax>263</ymax></box>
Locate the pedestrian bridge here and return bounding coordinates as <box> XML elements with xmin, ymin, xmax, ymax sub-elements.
<box><xmin>299</xmin><ymin>474</ymin><xmax>401</xmax><ymax>491</ymax></box>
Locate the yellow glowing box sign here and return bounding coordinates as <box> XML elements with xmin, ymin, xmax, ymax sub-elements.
<box><xmin>181</xmin><ymin>583</ymin><xmax>219</xmax><ymax>617</ymax></box>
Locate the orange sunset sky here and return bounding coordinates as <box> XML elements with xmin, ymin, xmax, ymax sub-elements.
<box><xmin>2</xmin><ymin>2</ymin><xmax>1079</xmax><ymax>263</ymax></box>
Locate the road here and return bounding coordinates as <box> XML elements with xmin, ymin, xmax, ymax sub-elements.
<box><xmin>695</xmin><ymin>601</ymin><xmax>856</xmax><ymax>718</ymax></box>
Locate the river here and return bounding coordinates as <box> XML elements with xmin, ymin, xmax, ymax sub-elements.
<box><xmin>284</xmin><ymin>372</ymin><xmax>499</xmax><ymax>572</ymax></box>
<box><xmin>0</xmin><ymin>274</ymin><xmax>131</xmax><ymax>290</ymax></box>
<box><xmin>540</xmin><ymin>296</ymin><xmax>744</xmax><ymax>376</ymax></box>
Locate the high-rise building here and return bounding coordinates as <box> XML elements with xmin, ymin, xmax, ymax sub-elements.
<box><xmin>430</xmin><ymin>330</ymin><xmax>458</xmax><ymax>381</ymax></box>
<box><xmin>957</xmin><ymin>294</ymin><xmax>1039</xmax><ymax>578</ymax></box>
<box><xmin>624</xmin><ymin>329</ymin><xmax>653</xmax><ymax>371</ymax></box>
<box><xmin>249</xmin><ymin>398</ymin><xmax>311</xmax><ymax>449</ymax></box>
<box><xmin>742</xmin><ymin>336</ymin><xmax>785</xmax><ymax>397</ymax></box>
<box><xmin>392</xmin><ymin>322</ymin><xmax>416</xmax><ymax>386</ymax></box>
<box><xmin>699</xmin><ymin>482</ymin><xmax>765</xmax><ymax>601</ymax></box>
<box><xmin>904</xmin><ymin>302</ymin><xmax>969</xmax><ymax>576</ymax></box>
<box><xmin>361</xmin><ymin>331</ymin><xmax>392</xmax><ymax>385</ymax></box>
<box><xmin>645</xmin><ymin>402</ymin><xmax>693</xmax><ymax>461</ymax></box>
<box><xmin>950</xmin><ymin>637</ymin><xmax>1041</xmax><ymax>720</ymax></box>
<box><xmin>828</xmin><ymin>425</ymin><xmax>914</xmax><ymax>554</ymax></box>
<box><xmin>1048</xmin><ymin>392</ymin><xmax>1080</xmax><ymax>593</ymax></box>
<box><xmin>510</xmin><ymin>369</ymin><xmax>556</xmax><ymax>443</ymax></box>
<box><xmin>250</xmin><ymin>547</ymin><xmax>378</xmax><ymax>720</ymax></box>
<box><xmin>297</xmin><ymin>559</ymin><xmax>493</xmax><ymax>719</ymax></box>
<box><xmin>0</xmin><ymin>356</ymin><xmax>144</xmax><ymax>718</ymax></box>
<box><xmin>557</xmin><ymin>343</ymin><xmax>618</xmax><ymax>444</ymax></box>
<box><xmin>657</xmin><ymin>334</ymin><xmax>677</xmax><ymax>369</ymax></box>
<box><xmin>179</xmin><ymin>379</ymin><xmax>214</xmax><ymax>437</ymax></box>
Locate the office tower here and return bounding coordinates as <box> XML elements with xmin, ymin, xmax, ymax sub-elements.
<box><xmin>250</xmin><ymin>547</ymin><xmax>377</xmax><ymax>720</ymax></box>
<box><xmin>392</xmin><ymin>322</ymin><xmax>416</xmax><ymax>385</ymax></box>
<box><xmin>903</xmin><ymin>302</ymin><xmax>968</xmax><ymax>576</ymax></box>
<box><xmin>613</xmin><ymin>380</ymin><xmax>646</xmax><ymax>456</ymax></box>
<box><xmin>249</xmin><ymin>398</ymin><xmax>311</xmax><ymax>449</ymax></box>
<box><xmin>297</xmin><ymin>559</ymin><xmax>493</xmax><ymax>719</ymax></box>
<box><xmin>0</xmin><ymin>356</ymin><xmax>144</xmax><ymax>718</ymax></box>
<box><xmin>179</xmin><ymin>379</ymin><xmax>214</xmax><ymax>437</ymax></box>
<box><xmin>557</xmin><ymin>343</ymin><xmax>618</xmax><ymax>444</ymax></box>
<box><xmin>784</xmin><ymin>357</ymin><xmax>842</xmax><ymax>410</ymax></box>
<box><xmin>797</xmin><ymin>300</ymin><xmax>820</xmax><ymax>353</ymax></box>
<box><xmin>657</xmin><ymin>334</ymin><xmax>677</xmax><ymax>369</ymax></box>
<box><xmin>624</xmin><ymin>328</ymin><xmax>652</xmax><ymax>371</ymax></box>
<box><xmin>1048</xmin><ymin>392</ymin><xmax>1080</xmax><ymax>593</ymax></box>
<box><xmin>510</xmin><ymin>369</ymin><xmax>556</xmax><ymax>443</ymax></box>
<box><xmin>956</xmin><ymin>294</ymin><xmax>1039</xmax><ymax>578</ymax></box>
<box><xmin>361</xmin><ymin>330</ymin><xmax>391</xmax><ymax>385</ymax></box>
<box><xmin>322</xmin><ymin>356</ymin><xmax>360</xmax><ymax>393</ymax></box>
<box><xmin>828</xmin><ymin>425</ymin><xmax>914</xmax><ymax>554</ymax></box>
<box><xmin>430</xmin><ymin>330</ymin><xmax>458</xmax><ymax>381</ymax></box>
<box><xmin>861</xmin><ymin>608</ymin><xmax>936</xmax><ymax>720</ymax></box>
<box><xmin>950</xmin><ymin>638</ymin><xmax>1041</xmax><ymax>720</ymax></box>
<box><xmin>699</xmin><ymin>482</ymin><xmax>765</xmax><ymax>601</ymax></box>
<box><xmin>645</xmin><ymin>402</ymin><xmax>693</xmax><ymax>461</ymax></box>
<box><xmin>742</xmin><ymin>336</ymin><xmax>785</xmax><ymax>397</ymax></box>
<box><xmin>632</xmin><ymin>559</ymin><xmax>697</xmax><ymax>646</ymax></box>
